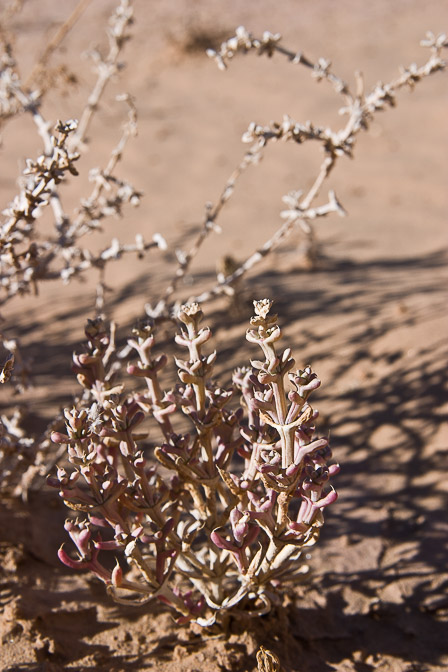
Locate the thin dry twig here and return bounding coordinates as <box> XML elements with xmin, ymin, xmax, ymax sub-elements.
<box><xmin>146</xmin><ymin>28</ymin><xmax>446</xmax><ymax>317</ymax></box>
<box><xmin>0</xmin><ymin>1</ymin><xmax>166</xmax><ymax>306</ymax></box>
<box><xmin>69</xmin><ymin>0</ymin><xmax>134</xmax><ymax>150</ymax></box>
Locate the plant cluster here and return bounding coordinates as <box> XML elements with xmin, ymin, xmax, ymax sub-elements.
<box><xmin>49</xmin><ymin>299</ymin><xmax>338</xmax><ymax>625</ymax></box>
<box><xmin>153</xmin><ymin>28</ymin><xmax>447</xmax><ymax>316</ymax></box>
<box><xmin>0</xmin><ymin>0</ymin><xmax>165</xmax><ymax>308</ymax></box>
<box><xmin>0</xmin><ymin>0</ymin><xmax>445</xmax><ymax>632</ymax></box>
<box><xmin>0</xmin><ymin>1</ymin><xmax>445</xmax><ymax>318</ymax></box>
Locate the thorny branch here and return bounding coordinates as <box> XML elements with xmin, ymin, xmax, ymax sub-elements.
<box><xmin>0</xmin><ymin>0</ymin><xmax>165</xmax><ymax>307</ymax></box>
<box><xmin>68</xmin><ymin>0</ymin><xmax>134</xmax><ymax>151</ymax></box>
<box><xmin>207</xmin><ymin>25</ymin><xmax>352</xmax><ymax>100</ymax></box>
<box><xmin>147</xmin><ymin>28</ymin><xmax>447</xmax><ymax>319</ymax></box>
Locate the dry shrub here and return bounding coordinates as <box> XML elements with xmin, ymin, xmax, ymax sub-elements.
<box><xmin>0</xmin><ymin>0</ymin><xmax>446</xmax><ymax>633</ymax></box>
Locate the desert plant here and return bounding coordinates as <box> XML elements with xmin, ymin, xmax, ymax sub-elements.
<box><xmin>0</xmin><ymin>0</ymin><xmax>163</xmax><ymax>495</ymax></box>
<box><xmin>0</xmin><ymin>0</ymin><xmax>168</xmax><ymax>310</ymax></box>
<box><xmin>49</xmin><ymin>299</ymin><xmax>339</xmax><ymax>625</ymax></box>
<box><xmin>1</xmin><ymin>3</ymin><xmax>445</xmax><ymax>316</ymax></box>
<box><xmin>148</xmin><ymin>27</ymin><xmax>447</xmax><ymax>318</ymax></box>
<box><xmin>0</xmin><ymin>0</ymin><xmax>445</xmax><ymax>599</ymax></box>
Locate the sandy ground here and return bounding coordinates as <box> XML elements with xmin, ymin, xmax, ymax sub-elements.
<box><xmin>1</xmin><ymin>1</ymin><xmax>447</xmax><ymax>670</ymax></box>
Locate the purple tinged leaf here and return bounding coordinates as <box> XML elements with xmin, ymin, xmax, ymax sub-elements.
<box><xmin>111</xmin><ymin>562</ymin><xmax>123</xmax><ymax>587</ymax></box>
<box><xmin>316</xmin><ymin>488</ymin><xmax>338</xmax><ymax>508</ymax></box>
<box><xmin>51</xmin><ymin>431</ymin><xmax>71</xmax><ymax>444</ymax></box>
<box><xmin>58</xmin><ymin>545</ymin><xmax>86</xmax><ymax>570</ymax></box>
<box><xmin>89</xmin><ymin>516</ymin><xmax>109</xmax><ymax>528</ymax></box>
<box><xmin>286</xmin><ymin>462</ymin><xmax>300</xmax><ymax>477</ymax></box>
<box><xmin>288</xmin><ymin>520</ymin><xmax>308</xmax><ymax>533</ymax></box>
<box><xmin>127</xmin><ymin>364</ymin><xmax>150</xmax><ymax>377</ymax></box>
<box><xmin>329</xmin><ymin>463</ymin><xmax>341</xmax><ymax>476</ymax></box>
<box><xmin>194</xmin><ymin>327</ymin><xmax>211</xmax><ymax>346</ymax></box>
<box><xmin>210</xmin><ymin>530</ymin><xmax>237</xmax><ymax>552</ymax></box>
<box><xmin>295</xmin><ymin>437</ymin><xmax>328</xmax><ymax>463</ymax></box>
<box><xmin>77</xmin><ymin>528</ymin><xmax>92</xmax><ymax>555</ymax></box>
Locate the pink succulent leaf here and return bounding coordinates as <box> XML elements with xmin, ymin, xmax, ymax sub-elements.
<box><xmin>230</xmin><ymin>510</ymin><xmax>249</xmax><ymax>544</ymax></box>
<box><xmin>315</xmin><ymin>488</ymin><xmax>338</xmax><ymax>509</ymax></box>
<box><xmin>258</xmin><ymin>462</ymin><xmax>279</xmax><ymax>475</ymax></box>
<box><xmin>285</xmin><ymin>462</ymin><xmax>300</xmax><ymax>477</ymax></box>
<box><xmin>245</xmin><ymin>491</ymin><xmax>276</xmax><ymax>530</ymax></box>
<box><xmin>288</xmin><ymin>520</ymin><xmax>309</xmax><ymax>533</ymax></box>
<box><xmin>58</xmin><ymin>545</ymin><xmax>111</xmax><ymax>583</ymax></box>
<box><xmin>244</xmin><ymin>524</ymin><xmax>260</xmax><ymax>548</ymax></box>
<box><xmin>295</xmin><ymin>437</ymin><xmax>328</xmax><ymax>464</ymax></box>
<box><xmin>64</xmin><ymin>520</ymin><xmax>92</xmax><ymax>555</ymax></box>
<box><xmin>126</xmin><ymin>364</ymin><xmax>149</xmax><ymax>377</ymax></box>
<box><xmin>51</xmin><ymin>431</ymin><xmax>75</xmax><ymax>444</ymax></box>
<box><xmin>111</xmin><ymin>562</ymin><xmax>123</xmax><ymax>587</ymax></box>
<box><xmin>58</xmin><ymin>545</ymin><xmax>88</xmax><ymax>570</ymax></box>
<box><xmin>279</xmin><ymin>519</ymin><xmax>310</xmax><ymax>542</ymax></box>
<box><xmin>152</xmin><ymin>403</ymin><xmax>177</xmax><ymax>423</ymax></box>
<box><xmin>210</xmin><ymin>530</ymin><xmax>238</xmax><ymax>553</ymax></box>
